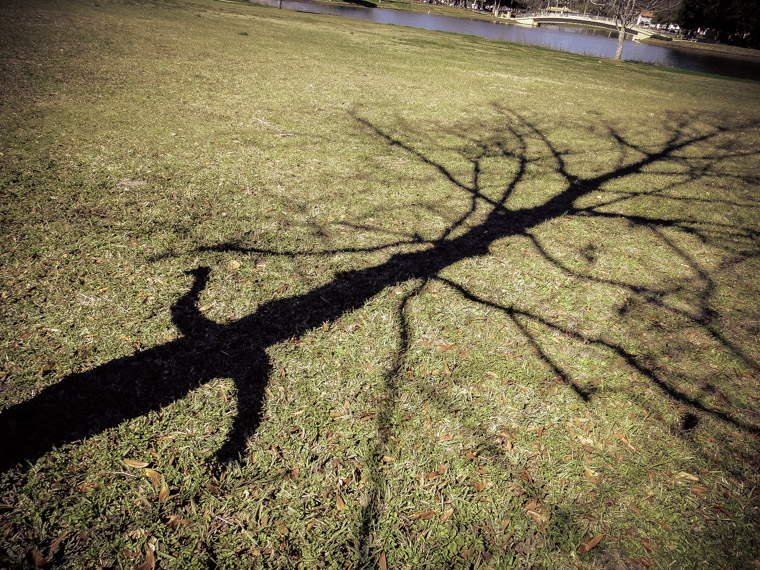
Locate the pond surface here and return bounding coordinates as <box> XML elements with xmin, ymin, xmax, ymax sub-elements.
<box><xmin>250</xmin><ymin>0</ymin><xmax>760</xmax><ymax>81</ymax></box>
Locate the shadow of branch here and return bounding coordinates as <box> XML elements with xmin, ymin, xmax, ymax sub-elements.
<box><xmin>2</xmin><ymin>110</ymin><xmax>758</xmax><ymax>481</ymax></box>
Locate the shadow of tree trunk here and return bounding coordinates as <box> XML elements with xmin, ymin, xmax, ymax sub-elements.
<box><xmin>1</xmin><ymin>111</ymin><xmax>758</xmax><ymax>484</ymax></box>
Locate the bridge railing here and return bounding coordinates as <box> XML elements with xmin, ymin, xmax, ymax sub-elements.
<box><xmin>521</xmin><ymin>11</ymin><xmax>615</xmax><ymax>24</ymax></box>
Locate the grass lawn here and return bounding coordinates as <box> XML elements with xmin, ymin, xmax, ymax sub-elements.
<box><xmin>1</xmin><ymin>0</ymin><xmax>759</xmax><ymax>568</ymax></box>
<box><xmin>289</xmin><ymin>0</ymin><xmax>509</xmax><ymax>20</ymax></box>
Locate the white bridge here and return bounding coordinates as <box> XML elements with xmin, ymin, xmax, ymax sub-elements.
<box><xmin>512</xmin><ymin>12</ymin><xmax>657</xmax><ymax>41</ymax></box>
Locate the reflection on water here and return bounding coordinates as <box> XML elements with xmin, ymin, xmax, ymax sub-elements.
<box><xmin>543</xmin><ymin>23</ymin><xmax>632</xmax><ymax>41</ymax></box>
<box><xmin>249</xmin><ymin>0</ymin><xmax>760</xmax><ymax>80</ymax></box>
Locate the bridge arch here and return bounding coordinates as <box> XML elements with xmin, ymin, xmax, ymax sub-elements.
<box><xmin>512</xmin><ymin>12</ymin><xmax>656</xmax><ymax>41</ymax></box>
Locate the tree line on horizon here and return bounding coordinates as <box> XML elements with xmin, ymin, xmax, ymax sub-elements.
<box><xmin>678</xmin><ymin>0</ymin><xmax>759</xmax><ymax>48</ymax></box>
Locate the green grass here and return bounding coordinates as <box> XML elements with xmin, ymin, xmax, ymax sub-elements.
<box><xmin>1</xmin><ymin>0</ymin><xmax>760</xmax><ymax>569</ymax></box>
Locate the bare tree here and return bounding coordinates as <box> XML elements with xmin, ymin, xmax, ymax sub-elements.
<box><xmin>592</xmin><ymin>0</ymin><xmax>680</xmax><ymax>59</ymax></box>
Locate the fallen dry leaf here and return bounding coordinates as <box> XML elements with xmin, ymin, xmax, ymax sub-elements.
<box><xmin>379</xmin><ymin>551</ymin><xmax>387</xmax><ymax>570</ymax></box>
<box><xmin>411</xmin><ymin>511</ymin><xmax>436</xmax><ymax>520</ymax></box>
<box><xmin>630</xmin><ymin>502</ymin><xmax>642</xmax><ymax>514</ymax></box>
<box><xmin>135</xmin><ymin>548</ymin><xmax>155</xmax><ymax>570</ymax></box>
<box><xmin>440</xmin><ymin>508</ymin><xmax>454</xmax><ymax>523</ymax></box>
<box><xmin>158</xmin><ymin>485</ymin><xmax>169</xmax><ymax>504</ymax></box>
<box><xmin>713</xmin><ymin>504</ymin><xmax>733</xmax><ymax>518</ymax></box>
<box><xmin>579</xmin><ymin>533</ymin><xmax>605</xmax><ymax>555</ymax></box>
<box><xmin>336</xmin><ymin>494</ymin><xmax>345</xmax><ymax>512</ymax></box>
<box><xmin>31</xmin><ymin>550</ymin><xmax>47</xmax><ymax>569</ymax></box>
<box><xmin>584</xmin><ymin>468</ymin><xmax>601</xmax><ymax>485</ymax></box>
<box><xmin>381</xmin><ymin>456</ymin><xmax>395</xmax><ymax>463</ymax></box>
<box><xmin>166</xmin><ymin>514</ymin><xmax>182</xmax><ymax>531</ymax></box>
<box><xmin>144</xmin><ymin>468</ymin><xmax>161</xmax><ymax>489</ymax></box>
<box><xmin>76</xmin><ymin>482</ymin><xmax>96</xmax><ymax>493</ymax></box>
<box><xmin>526</xmin><ymin>510</ymin><xmax>548</xmax><ymax>528</ymax></box>
<box><xmin>47</xmin><ymin>533</ymin><xmax>67</xmax><ymax>559</ymax></box>
<box><xmin>123</xmin><ymin>458</ymin><xmax>149</xmax><ymax>469</ymax></box>
<box><xmin>674</xmin><ymin>471</ymin><xmax>699</xmax><ymax>483</ymax></box>
<box><xmin>519</xmin><ymin>471</ymin><xmax>533</xmax><ymax>484</ymax></box>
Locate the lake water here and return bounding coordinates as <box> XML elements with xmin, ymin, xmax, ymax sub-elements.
<box><xmin>250</xmin><ymin>0</ymin><xmax>760</xmax><ymax>81</ymax></box>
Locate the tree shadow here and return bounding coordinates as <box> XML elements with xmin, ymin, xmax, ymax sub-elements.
<box><xmin>1</xmin><ymin>110</ymin><xmax>758</xmax><ymax>495</ymax></box>
<box><xmin>338</xmin><ymin>110</ymin><xmax>760</xmax><ymax>565</ymax></box>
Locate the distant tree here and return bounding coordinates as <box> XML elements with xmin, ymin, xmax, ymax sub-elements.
<box><xmin>591</xmin><ymin>0</ymin><xmax>680</xmax><ymax>59</ymax></box>
<box><xmin>679</xmin><ymin>0</ymin><xmax>760</xmax><ymax>48</ymax></box>
<box><xmin>523</xmin><ymin>0</ymin><xmax>545</xmax><ymax>10</ymax></box>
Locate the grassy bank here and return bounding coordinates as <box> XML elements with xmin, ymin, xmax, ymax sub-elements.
<box><xmin>1</xmin><ymin>0</ymin><xmax>759</xmax><ymax>568</ymax></box>
<box><xmin>272</xmin><ymin>0</ymin><xmax>507</xmax><ymax>20</ymax></box>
